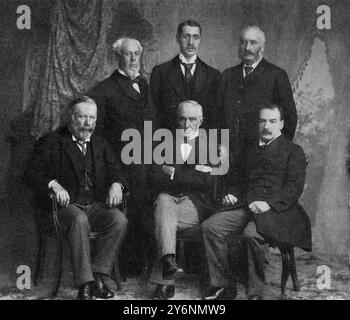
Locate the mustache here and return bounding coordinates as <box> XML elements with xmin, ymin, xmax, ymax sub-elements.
<box><xmin>262</xmin><ymin>130</ymin><xmax>272</xmax><ymax>135</ymax></box>
<box><xmin>77</xmin><ymin>127</ymin><xmax>94</xmax><ymax>132</ymax></box>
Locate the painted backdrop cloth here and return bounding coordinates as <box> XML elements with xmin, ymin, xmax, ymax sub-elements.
<box><xmin>31</xmin><ymin>0</ymin><xmax>113</xmax><ymax>139</ymax></box>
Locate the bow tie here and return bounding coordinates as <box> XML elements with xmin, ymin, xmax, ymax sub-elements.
<box><xmin>131</xmin><ymin>75</ymin><xmax>141</xmax><ymax>84</ymax></box>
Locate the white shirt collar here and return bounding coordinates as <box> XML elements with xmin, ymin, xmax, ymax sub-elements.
<box><xmin>243</xmin><ymin>56</ymin><xmax>263</xmax><ymax>70</ymax></box>
<box><xmin>118</xmin><ymin>68</ymin><xmax>140</xmax><ymax>79</ymax></box>
<box><xmin>179</xmin><ymin>53</ymin><xmax>197</xmax><ymax>64</ymax></box>
<box><xmin>72</xmin><ymin>135</ymin><xmax>90</xmax><ymax>143</ymax></box>
<box><xmin>259</xmin><ymin>132</ymin><xmax>281</xmax><ymax>146</ymax></box>
<box><xmin>182</xmin><ymin>131</ymin><xmax>199</xmax><ymax>141</ymax></box>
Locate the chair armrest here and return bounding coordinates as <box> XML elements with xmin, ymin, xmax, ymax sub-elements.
<box><xmin>48</xmin><ymin>192</ymin><xmax>61</xmax><ymax>234</ymax></box>
<box><xmin>122</xmin><ymin>190</ymin><xmax>129</xmax><ymax>216</ymax></box>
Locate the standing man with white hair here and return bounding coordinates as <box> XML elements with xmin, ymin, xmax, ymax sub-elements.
<box><xmin>218</xmin><ymin>26</ymin><xmax>297</xmax><ymax>157</ymax></box>
<box><xmin>88</xmin><ymin>37</ymin><xmax>156</xmax><ymax>275</ymax></box>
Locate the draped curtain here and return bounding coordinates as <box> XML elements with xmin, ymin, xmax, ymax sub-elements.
<box><xmin>20</xmin><ymin>0</ymin><xmax>350</xmax><ymax>257</ymax></box>
<box><xmin>30</xmin><ymin>0</ymin><xmax>114</xmax><ymax>139</ymax></box>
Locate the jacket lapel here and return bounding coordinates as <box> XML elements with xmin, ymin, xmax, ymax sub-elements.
<box><xmin>89</xmin><ymin>135</ymin><xmax>103</xmax><ymax>186</ymax></box>
<box><xmin>193</xmin><ymin>59</ymin><xmax>207</xmax><ymax>97</ymax></box>
<box><xmin>244</xmin><ymin>58</ymin><xmax>267</xmax><ymax>84</ymax></box>
<box><xmin>112</xmin><ymin>70</ymin><xmax>141</xmax><ymax>101</ymax></box>
<box><xmin>168</xmin><ymin>57</ymin><xmax>186</xmax><ymax>100</ymax></box>
<box><xmin>60</xmin><ymin>129</ymin><xmax>82</xmax><ymax>180</ymax></box>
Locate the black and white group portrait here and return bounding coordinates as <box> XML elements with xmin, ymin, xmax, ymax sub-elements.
<box><xmin>0</xmin><ymin>0</ymin><xmax>349</xmax><ymax>302</ymax></box>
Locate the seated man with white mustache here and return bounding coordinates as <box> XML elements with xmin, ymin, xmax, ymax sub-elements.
<box><xmin>25</xmin><ymin>96</ymin><xmax>128</xmax><ymax>300</ymax></box>
<box><xmin>147</xmin><ymin>100</ymin><xmax>219</xmax><ymax>300</ymax></box>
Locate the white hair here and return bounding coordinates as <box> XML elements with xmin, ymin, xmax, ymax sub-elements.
<box><xmin>178</xmin><ymin>100</ymin><xmax>203</xmax><ymax>119</ymax></box>
<box><xmin>112</xmin><ymin>37</ymin><xmax>143</xmax><ymax>56</ymax></box>
<box><xmin>240</xmin><ymin>26</ymin><xmax>266</xmax><ymax>45</ymax></box>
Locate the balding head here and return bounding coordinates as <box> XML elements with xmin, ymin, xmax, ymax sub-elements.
<box><xmin>239</xmin><ymin>26</ymin><xmax>265</xmax><ymax>65</ymax></box>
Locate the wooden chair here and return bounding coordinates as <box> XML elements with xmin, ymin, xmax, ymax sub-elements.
<box><xmin>277</xmin><ymin>245</ymin><xmax>300</xmax><ymax>297</ymax></box>
<box><xmin>243</xmin><ymin>221</ymin><xmax>300</xmax><ymax>297</ymax></box>
<box><xmin>176</xmin><ymin>225</ymin><xmax>204</xmax><ymax>272</ymax></box>
<box><xmin>33</xmin><ymin>192</ymin><xmax>128</xmax><ymax>298</ymax></box>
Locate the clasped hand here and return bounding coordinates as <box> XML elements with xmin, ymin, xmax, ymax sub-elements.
<box><xmin>106</xmin><ymin>183</ymin><xmax>123</xmax><ymax>208</ymax></box>
<box><xmin>248</xmin><ymin>201</ymin><xmax>271</xmax><ymax>214</ymax></box>
<box><xmin>222</xmin><ymin>194</ymin><xmax>238</xmax><ymax>206</ymax></box>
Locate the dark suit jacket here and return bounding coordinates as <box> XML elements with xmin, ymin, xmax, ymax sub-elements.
<box><xmin>218</xmin><ymin>58</ymin><xmax>297</xmax><ymax>156</ymax></box>
<box><xmin>223</xmin><ymin>135</ymin><xmax>311</xmax><ymax>251</ymax></box>
<box><xmin>89</xmin><ymin>70</ymin><xmax>156</xmax><ymax>156</ymax></box>
<box><xmin>88</xmin><ymin>71</ymin><xmax>156</xmax><ymax>207</ymax></box>
<box><xmin>150</xmin><ymin>56</ymin><xmax>221</xmax><ymax>130</ymax></box>
<box><xmin>24</xmin><ymin>127</ymin><xmax>127</xmax><ymax>210</ymax></box>
<box><xmin>147</xmin><ymin>134</ymin><xmax>219</xmax><ymax>222</ymax></box>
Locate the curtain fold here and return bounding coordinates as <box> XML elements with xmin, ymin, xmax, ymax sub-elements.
<box><xmin>31</xmin><ymin>0</ymin><xmax>114</xmax><ymax>139</ymax></box>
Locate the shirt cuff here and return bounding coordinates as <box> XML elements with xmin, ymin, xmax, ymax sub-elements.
<box><xmin>170</xmin><ymin>168</ymin><xmax>175</xmax><ymax>180</ymax></box>
<box><xmin>112</xmin><ymin>182</ymin><xmax>124</xmax><ymax>190</ymax></box>
<box><xmin>48</xmin><ymin>180</ymin><xmax>59</xmax><ymax>189</ymax></box>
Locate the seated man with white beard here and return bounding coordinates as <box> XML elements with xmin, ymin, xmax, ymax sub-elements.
<box><xmin>147</xmin><ymin>100</ymin><xmax>219</xmax><ymax>300</ymax></box>
<box><xmin>25</xmin><ymin>96</ymin><xmax>128</xmax><ymax>300</ymax></box>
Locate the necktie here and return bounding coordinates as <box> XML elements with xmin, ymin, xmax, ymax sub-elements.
<box><xmin>181</xmin><ymin>62</ymin><xmax>195</xmax><ymax>84</ymax></box>
<box><xmin>244</xmin><ymin>65</ymin><xmax>254</xmax><ymax>77</ymax></box>
<box><xmin>76</xmin><ymin>141</ymin><xmax>87</xmax><ymax>155</ymax></box>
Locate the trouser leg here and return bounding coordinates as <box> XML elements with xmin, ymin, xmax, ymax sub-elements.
<box><xmin>201</xmin><ymin>208</ymin><xmax>250</xmax><ymax>287</ymax></box>
<box><xmin>88</xmin><ymin>202</ymin><xmax>128</xmax><ymax>276</ymax></box>
<box><xmin>150</xmin><ymin>194</ymin><xmax>199</xmax><ymax>285</ymax></box>
<box><xmin>58</xmin><ymin>204</ymin><xmax>93</xmax><ymax>287</ymax></box>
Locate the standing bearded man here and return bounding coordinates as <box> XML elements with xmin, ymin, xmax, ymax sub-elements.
<box><xmin>88</xmin><ymin>37</ymin><xmax>156</xmax><ymax>275</ymax></box>
<box><xmin>218</xmin><ymin>26</ymin><xmax>297</xmax><ymax>157</ymax></box>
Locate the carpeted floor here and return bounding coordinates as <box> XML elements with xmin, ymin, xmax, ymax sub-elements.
<box><xmin>1</xmin><ymin>249</ymin><xmax>349</xmax><ymax>300</ymax></box>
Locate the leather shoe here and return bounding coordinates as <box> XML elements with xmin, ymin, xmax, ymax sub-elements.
<box><xmin>77</xmin><ymin>282</ymin><xmax>93</xmax><ymax>300</ymax></box>
<box><xmin>151</xmin><ymin>284</ymin><xmax>175</xmax><ymax>300</ymax></box>
<box><xmin>93</xmin><ymin>274</ymin><xmax>114</xmax><ymax>299</ymax></box>
<box><xmin>162</xmin><ymin>255</ymin><xmax>179</xmax><ymax>280</ymax></box>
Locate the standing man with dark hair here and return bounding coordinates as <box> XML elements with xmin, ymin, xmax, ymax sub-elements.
<box><xmin>25</xmin><ymin>96</ymin><xmax>128</xmax><ymax>300</ymax></box>
<box><xmin>88</xmin><ymin>37</ymin><xmax>155</xmax><ymax>275</ymax></box>
<box><xmin>150</xmin><ymin>20</ymin><xmax>221</xmax><ymax>131</ymax></box>
<box><xmin>219</xmin><ymin>26</ymin><xmax>297</xmax><ymax>157</ymax></box>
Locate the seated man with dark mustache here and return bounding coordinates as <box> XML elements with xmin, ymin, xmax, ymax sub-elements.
<box><xmin>25</xmin><ymin>96</ymin><xmax>128</xmax><ymax>300</ymax></box>
<box><xmin>202</xmin><ymin>104</ymin><xmax>311</xmax><ymax>300</ymax></box>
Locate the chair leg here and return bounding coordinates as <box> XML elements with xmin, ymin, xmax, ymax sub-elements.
<box><xmin>34</xmin><ymin>233</ymin><xmax>46</xmax><ymax>286</ymax></box>
<box><xmin>288</xmin><ymin>248</ymin><xmax>300</xmax><ymax>291</ymax></box>
<box><xmin>280</xmin><ymin>247</ymin><xmax>290</xmax><ymax>297</ymax></box>
<box><xmin>112</xmin><ymin>255</ymin><xmax>122</xmax><ymax>291</ymax></box>
<box><xmin>51</xmin><ymin>232</ymin><xmax>63</xmax><ymax>297</ymax></box>
<box><xmin>178</xmin><ymin>240</ymin><xmax>186</xmax><ymax>270</ymax></box>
